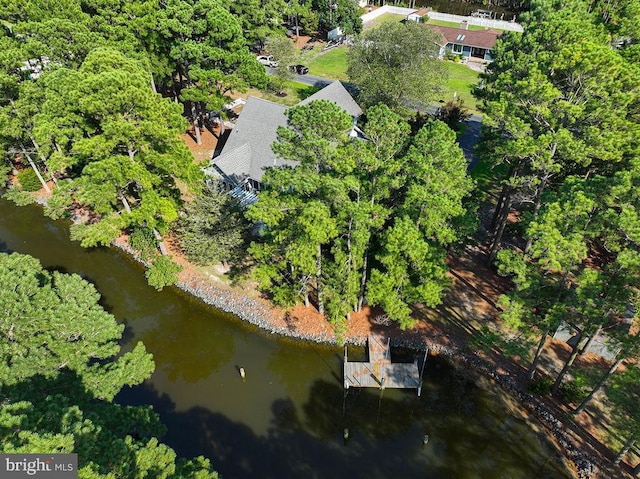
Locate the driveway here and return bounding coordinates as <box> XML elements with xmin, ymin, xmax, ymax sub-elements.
<box><xmin>460</xmin><ymin>113</ymin><xmax>482</xmax><ymax>171</ymax></box>
<box><xmin>265</xmin><ymin>66</ymin><xmax>332</xmax><ymax>89</ymax></box>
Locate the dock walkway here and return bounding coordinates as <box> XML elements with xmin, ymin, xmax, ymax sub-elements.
<box><xmin>343</xmin><ymin>332</ymin><xmax>423</xmax><ymax>395</ymax></box>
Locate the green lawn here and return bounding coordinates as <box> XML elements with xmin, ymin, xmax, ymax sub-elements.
<box><xmin>246</xmin><ymin>81</ymin><xmax>320</xmax><ymax>106</ymax></box>
<box><xmin>425</xmin><ymin>19</ymin><xmax>499</xmax><ymax>31</ymax></box>
<box><xmin>301</xmin><ymin>44</ymin><xmax>481</xmax><ymax>111</ymax></box>
<box><xmin>438</xmin><ymin>62</ymin><xmax>481</xmax><ymax>111</ymax></box>
<box><xmin>363</xmin><ymin>13</ymin><xmax>405</xmax><ymax>29</ymax></box>
<box><xmin>306</xmin><ymin>46</ymin><xmax>349</xmax><ymax>80</ymax></box>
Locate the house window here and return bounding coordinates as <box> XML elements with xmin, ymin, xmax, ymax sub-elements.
<box><xmin>452</xmin><ymin>44</ymin><xmax>463</xmax><ymax>53</ymax></box>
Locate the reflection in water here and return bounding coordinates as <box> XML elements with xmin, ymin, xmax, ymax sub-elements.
<box><xmin>267</xmin><ymin>339</ymin><xmax>342</xmax><ymax>398</ymax></box>
<box><xmin>138</xmin><ymin>296</ymin><xmax>237</xmax><ymax>383</ymax></box>
<box><xmin>0</xmin><ymin>199</ymin><xmax>572</xmax><ymax>479</ymax></box>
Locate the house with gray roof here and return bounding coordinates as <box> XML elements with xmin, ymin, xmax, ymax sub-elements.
<box><xmin>205</xmin><ymin>81</ymin><xmax>362</xmax><ymax>204</ymax></box>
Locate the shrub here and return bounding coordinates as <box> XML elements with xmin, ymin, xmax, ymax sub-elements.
<box><xmin>527</xmin><ymin>377</ymin><xmax>553</xmax><ymax>396</ymax></box>
<box><xmin>145</xmin><ymin>255</ymin><xmax>182</xmax><ymax>291</ymax></box>
<box><xmin>559</xmin><ymin>380</ymin><xmax>585</xmax><ymax>404</ymax></box>
<box><xmin>435</xmin><ymin>99</ymin><xmax>471</xmax><ymax>132</ymax></box>
<box><xmin>3</xmin><ymin>187</ymin><xmax>35</xmax><ymax>206</ymax></box>
<box><xmin>129</xmin><ymin>226</ymin><xmax>158</xmax><ymax>262</ymax></box>
<box><xmin>17</xmin><ymin>168</ymin><xmax>43</xmax><ymax>192</ymax></box>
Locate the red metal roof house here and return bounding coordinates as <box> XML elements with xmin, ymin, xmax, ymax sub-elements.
<box><xmin>428</xmin><ymin>24</ymin><xmax>502</xmax><ymax>62</ymax></box>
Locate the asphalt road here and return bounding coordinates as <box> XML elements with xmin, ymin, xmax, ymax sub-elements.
<box><xmin>460</xmin><ymin>114</ymin><xmax>482</xmax><ymax>170</ymax></box>
<box><xmin>265</xmin><ymin>66</ymin><xmax>357</xmax><ymax>94</ymax></box>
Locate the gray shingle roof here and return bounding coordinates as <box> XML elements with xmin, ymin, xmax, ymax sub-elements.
<box><xmin>298</xmin><ymin>81</ymin><xmax>363</xmax><ymax>118</ymax></box>
<box><xmin>211</xmin><ymin>96</ymin><xmax>294</xmax><ymax>184</ymax></box>
<box><xmin>210</xmin><ymin>82</ymin><xmax>361</xmax><ymax>185</ymax></box>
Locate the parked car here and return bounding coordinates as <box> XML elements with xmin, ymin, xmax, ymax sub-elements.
<box><xmin>290</xmin><ymin>64</ymin><xmax>309</xmax><ymax>75</ymax></box>
<box><xmin>257</xmin><ymin>55</ymin><xmax>278</xmax><ymax>67</ymax></box>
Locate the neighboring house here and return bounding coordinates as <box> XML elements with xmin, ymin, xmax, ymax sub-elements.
<box><xmin>428</xmin><ymin>24</ymin><xmax>502</xmax><ymax>62</ymax></box>
<box><xmin>553</xmin><ymin>305</ymin><xmax>635</xmax><ymax>361</ymax></box>
<box><xmin>406</xmin><ymin>8</ymin><xmax>429</xmax><ymax>23</ymax></box>
<box><xmin>205</xmin><ymin>81</ymin><xmax>362</xmax><ymax>205</ymax></box>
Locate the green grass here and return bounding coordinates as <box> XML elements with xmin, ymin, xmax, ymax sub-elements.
<box><xmin>364</xmin><ymin>13</ymin><xmax>406</xmax><ymax>29</ymax></box>
<box><xmin>438</xmin><ymin>62</ymin><xmax>481</xmax><ymax>111</ymax></box>
<box><xmin>306</xmin><ymin>46</ymin><xmax>349</xmax><ymax>80</ymax></box>
<box><xmin>246</xmin><ymin>81</ymin><xmax>320</xmax><ymax>106</ymax></box>
<box><xmin>300</xmin><ymin>45</ymin><xmax>481</xmax><ymax>112</ymax></box>
<box><xmin>425</xmin><ymin>19</ymin><xmax>500</xmax><ymax>31</ymax></box>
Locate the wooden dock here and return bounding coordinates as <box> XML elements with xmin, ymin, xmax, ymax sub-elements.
<box><xmin>343</xmin><ymin>332</ymin><xmax>424</xmax><ymax>396</ymax></box>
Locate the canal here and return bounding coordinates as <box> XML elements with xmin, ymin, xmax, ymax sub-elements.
<box><xmin>0</xmin><ymin>198</ymin><xmax>573</xmax><ymax>479</ymax></box>
<box><xmin>414</xmin><ymin>0</ymin><xmax>523</xmax><ymax>19</ymax></box>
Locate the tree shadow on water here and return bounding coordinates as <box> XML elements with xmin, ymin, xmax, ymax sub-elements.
<box><xmin>0</xmin><ymin>239</ymin><xmax>12</xmax><ymax>253</ymax></box>
<box><xmin>117</xmin><ymin>378</ymin><xmax>431</xmax><ymax>479</ymax></box>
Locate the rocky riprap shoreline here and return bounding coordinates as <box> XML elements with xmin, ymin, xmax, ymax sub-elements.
<box><xmin>408</xmin><ymin>339</ymin><xmax>603</xmax><ymax>479</ymax></box>
<box><xmin>113</xmin><ymin>239</ymin><xmax>603</xmax><ymax>479</ymax></box>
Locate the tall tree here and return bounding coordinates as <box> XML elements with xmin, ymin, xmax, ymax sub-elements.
<box><xmin>174</xmin><ymin>181</ymin><xmax>250</xmax><ymax>266</ymax></box>
<box><xmin>230</xmin><ymin>0</ymin><xmax>288</xmax><ymax>45</ymax></box>
<box><xmin>347</xmin><ymin>22</ymin><xmax>447</xmax><ymax>109</ymax></box>
<box><xmin>265</xmin><ymin>34</ymin><xmax>297</xmax><ymax>94</ymax></box>
<box><xmin>314</xmin><ymin>0</ymin><xmax>361</xmax><ymax>35</ymax></box>
<box><xmin>0</xmin><ymin>252</ymin><xmax>154</xmax><ymax>400</ymax></box>
<box><xmin>496</xmin><ymin>183</ymin><xmax>593</xmax><ymax>381</ymax></box>
<box><xmin>34</xmin><ymin>48</ymin><xmax>202</xmax><ymax>248</ymax></box>
<box><xmin>0</xmin><ymin>252</ymin><xmax>219</xmax><ymax>478</ymax></box>
<box><xmin>607</xmin><ymin>365</ymin><xmax>640</xmax><ymax>470</ymax></box>
<box><xmin>367</xmin><ymin>120</ymin><xmax>474</xmax><ymax>327</ymax></box>
<box><xmin>549</xmin><ymin>268</ymin><xmax>628</xmax><ymax>396</ymax></box>
<box><xmin>249</xmin><ymin>102</ymin><xmax>473</xmax><ymax>329</ymax></box>
<box><xmin>478</xmin><ymin>0</ymin><xmax>640</xmax><ymax>261</ymax></box>
<box><xmin>248</xmin><ymin>100</ymin><xmax>352</xmax><ymax>312</ymax></box>
<box><xmin>161</xmin><ymin>0</ymin><xmax>267</xmax><ymax>144</ymax></box>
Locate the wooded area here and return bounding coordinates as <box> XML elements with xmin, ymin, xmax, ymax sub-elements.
<box><xmin>1</xmin><ymin>0</ymin><xmax>640</xmax><ymax>475</ymax></box>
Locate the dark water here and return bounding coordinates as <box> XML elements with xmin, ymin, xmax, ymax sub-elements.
<box><xmin>414</xmin><ymin>0</ymin><xmax>520</xmax><ymax>19</ymax></box>
<box><xmin>0</xmin><ymin>198</ymin><xmax>572</xmax><ymax>479</ymax></box>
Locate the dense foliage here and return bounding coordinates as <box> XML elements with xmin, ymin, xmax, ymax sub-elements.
<box><xmin>248</xmin><ymin>101</ymin><xmax>474</xmax><ymax>329</ymax></box>
<box><xmin>479</xmin><ymin>0</ymin><xmax>640</xmax><ymax>464</ymax></box>
<box><xmin>0</xmin><ymin>252</ymin><xmax>219</xmax><ymax>478</ymax></box>
<box><xmin>175</xmin><ymin>181</ymin><xmax>250</xmax><ymax>266</ymax></box>
<box><xmin>347</xmin><ymin>22</ymin><xmax>447</xmax><ymax>109</ymax></box>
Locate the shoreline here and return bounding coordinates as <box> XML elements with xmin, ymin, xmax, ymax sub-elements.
<box><xmin>9</xmin><ymin>193</ymin><xmax>608</xmax><ymax>479</ymax></box>
<box><xmin>112</xmin><ymin>238</ymin><xmax>606</xmax><ymax>479</ymax></box>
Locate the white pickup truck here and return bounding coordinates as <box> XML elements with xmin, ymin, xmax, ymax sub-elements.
<box><xmin>257</xmin><ymin>55</ymin><xmax>279</xmax><ymax>67</ymax></box>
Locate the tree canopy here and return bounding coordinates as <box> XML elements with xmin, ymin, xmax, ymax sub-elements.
<box><xmin>480</xmin><ymin>5</ymin><xmax>640</xmax><ymax>458</ymax></box>
<box><xmin>347</xmin><ymin>22</ymin><xmax>447</xmax><ymax>109</ymax></box>
<box><xmin>175</xmin><ymin>181</ymin><xmax>250</xmax><ymax>266</ymax></box>
<box><xmin>477</xmin><ymin>0</ymin><xmax>640</xmax><ymax>261</ymax></box>
<box><xmin>248</xmin><ymin>101</ymin><xmax>473</xmax><ymax>329</ymax></box>
<box><xmin>0</xmin><ymin>252</ymin><xmax>219</xmax><ymax>478</ymax></box>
